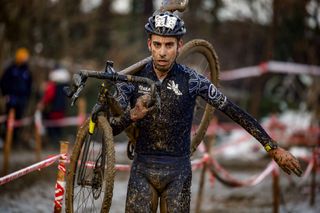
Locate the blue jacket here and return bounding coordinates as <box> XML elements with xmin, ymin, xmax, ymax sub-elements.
<box><xmin>0</xmin><ymin>63</ymin><xmax>32</xmax><ymax>107</ymax></box>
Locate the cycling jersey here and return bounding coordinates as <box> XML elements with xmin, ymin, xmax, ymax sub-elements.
<box><xmin>111</xmin><ymin>60</ymin><xmax>276</xmax><ymax>158</ymax></box>
<box><xmin>113</xmin><ymin>61</ymin><xmax>226</xmax><ymax>157</ymax></box>
<box><xmin>111</xmin><ymin>60</ymin><xmax>277</xmax><ymax>213</ymax></box>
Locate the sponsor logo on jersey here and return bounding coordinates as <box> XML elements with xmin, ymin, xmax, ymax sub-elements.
<box><xmin>167</xmin><ymin>80</ymin><xmax>182</xmax><ymax>96</ymax></box>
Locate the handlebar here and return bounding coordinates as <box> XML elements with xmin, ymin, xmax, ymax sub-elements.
<box><xmin>64</xmin><ymin>61</ymin><xmax>159</xmax><ymax>108</ymax></box>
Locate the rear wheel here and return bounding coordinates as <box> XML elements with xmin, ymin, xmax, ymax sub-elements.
<box><xmin>177</xmin><ymin>39</ymin><xmax>220</xmax><ymax>154</ymax></box>
<box><xmin>65</xmin><ymin>115</ymin><xmax>115</xmax><ymax>212</ymax></box>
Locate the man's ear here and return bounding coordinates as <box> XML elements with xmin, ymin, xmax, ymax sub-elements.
<box><xmin>147</xmin><ymin>38</ymin><xmax>152</xmax><ymax>51</ymax></box>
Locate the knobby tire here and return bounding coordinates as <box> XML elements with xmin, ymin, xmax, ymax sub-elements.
<box><xmin>65</xmin><ymin>115</ymin><xmax>115</xmax><ymax>213</ymax></box>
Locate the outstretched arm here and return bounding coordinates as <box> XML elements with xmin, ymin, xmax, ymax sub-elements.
<box><xmin>192</xmin><ymin>70</ymin><xmax>302</xmax><ymax>176</ymax></box>
<box><xmin>219</xmin><ymin>99</ymin><xmax>302</xmax><ymax>176</ymax></box>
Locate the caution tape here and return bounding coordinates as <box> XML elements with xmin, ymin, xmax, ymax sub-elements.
<box><xmin>0</xmin><ymin>113</ymin><xmax>85</xmax><ymax>127</ymax></box>
<box><xmin>54</xmin><ymin>180</ymin><xmax>66</xmax><ymax>209</ymax></box>
<box><xmin>0</xmin><ymin>154</ymin><xmax>62</xmax><ymax>186</ymax></box>
<box><xmin>220</xmin><ymin>60</ymin><xmax>320</xmax><ymax>81</ymax></box>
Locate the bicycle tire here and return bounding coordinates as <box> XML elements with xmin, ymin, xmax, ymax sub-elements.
<box><xmin>65</xmin><ymin>115</ymin><xmax>115</xmax><ymax>213</ymax></box>
<box><xmin>119</xmin><ymin>39</ymin><xmax>220</xmax><ymax>155</ymax></box>
<box><xmin>177</xmin><ymin>39</ymin><xmax>220</xmax><ymax>154</ymax></box>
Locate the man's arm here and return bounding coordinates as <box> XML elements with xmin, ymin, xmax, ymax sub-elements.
<box><xmin>191</xmin><ymin>70</ymin><xmax>302</xmax><ymax>176</ymax></box>
<box><xmin>110</xmin><ymin>94</ymin><xmax>151</xmax><ymax>135</ymax></box>
<box><xmin>219</xmin><ymin>99</ymin><xmax>302</xmax><ymax>176</ymax></box>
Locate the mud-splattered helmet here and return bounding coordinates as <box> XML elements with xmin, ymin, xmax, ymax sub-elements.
<box><xmin>145</xmin><ymin>11</ymin><xmax>186</xmax><ymax>37</ymax></box>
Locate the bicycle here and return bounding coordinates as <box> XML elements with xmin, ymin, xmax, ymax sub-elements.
<box><xmin>64</xmin><ymin>61</ymin><xmax>159</xmax><ymax>212</ymax></box>
<box><xmin>65</xmin><ymin>1</ymin><xmax>220</xmax><ymax>212</ymax></box>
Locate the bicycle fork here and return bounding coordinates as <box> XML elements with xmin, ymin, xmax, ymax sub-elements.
<box><xmin>77</xmin><ymin>105</ymin><xmax>106</xmax><ymax>189</ymax></box>
<box><xmin>77</xmin><ymin>81</ymin><xmax>112</xmax><ymax>191</ymax></box>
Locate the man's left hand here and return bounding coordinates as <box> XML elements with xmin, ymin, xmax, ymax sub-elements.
<box><xmin>268</xmin><ymin>147</ymin><xmax>303</xmax><ymax>177</ymax></box>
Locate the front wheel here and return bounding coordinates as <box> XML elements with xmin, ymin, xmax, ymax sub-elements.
<box><xmin>65</xmin><ymin>115</ymin><xmax>115</xmax><ymax>212</ymax></box>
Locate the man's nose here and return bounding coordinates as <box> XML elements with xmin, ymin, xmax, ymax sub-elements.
<box><xmin>159</xmin><ymin>46</ymin><xmax>166</xmax><ymax>57</ymax></box>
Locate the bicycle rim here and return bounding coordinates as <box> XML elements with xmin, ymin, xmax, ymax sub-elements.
<box><xmin>66</xmin><ymin>116</ymin><xmax>115</xmax><ymax>213</ymax></box>
<box><xmin>177</xmin><ymin>39</ymin><xmax>220</xmax><ymax>154</ymax></box>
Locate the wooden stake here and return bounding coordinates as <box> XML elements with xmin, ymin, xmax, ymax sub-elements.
<box><xmin>53</xmin><ymin>141</ymin><xmax>69</xmax><ymax>213</ymax></box>
<box><xmin>2</xmin><ymin>108</ymin><xmax>15</xmax><ymax>175</ymax></box>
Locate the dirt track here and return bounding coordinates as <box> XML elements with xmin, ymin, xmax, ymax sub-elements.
<box><xmin>0</xmin><ymin>143</ymin><xmax>319</xmax><ymax>213</ymax></box>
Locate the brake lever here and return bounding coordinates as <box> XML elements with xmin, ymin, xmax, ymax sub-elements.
<box><xmin>71</xmin><ymin>84</ymin><xmax>85</xmax><ymax>106</ymax></box>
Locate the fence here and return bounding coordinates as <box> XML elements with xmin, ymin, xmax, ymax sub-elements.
<box><xmin>0</xmin><ymin>105</ymin><xmax>319</xmax><ymax>212</ymax></box>
<box><xmin>1</xmin><ymin>98</ymin><xmax>86</xmax><ymax>175</ymax></box>
<box><xmin>0</xmin><ymin>141</ymin><xmax>318</xmax><ymax>212</ymax></box>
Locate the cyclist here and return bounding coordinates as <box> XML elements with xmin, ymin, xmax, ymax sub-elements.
<box><xmin>111</xmin><ymin>11</ymin><xmax>302</xmax><ymax>213</ymax></box>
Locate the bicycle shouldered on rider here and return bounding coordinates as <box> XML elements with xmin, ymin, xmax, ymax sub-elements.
<box><xmin>110</xmin><ymin>11</ymin><xmax>303</xmax><ymax>213</ymax></box>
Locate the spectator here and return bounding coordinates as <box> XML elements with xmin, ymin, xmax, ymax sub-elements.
<box><xmin>0</xmin><ymin>48</ymin><xmax>32</xmax><ymax>146</ymax></box>
<box><xmin>37</xmin><ymin>67</ymin><xmax>70</xmax><ymax>148</ymax></box>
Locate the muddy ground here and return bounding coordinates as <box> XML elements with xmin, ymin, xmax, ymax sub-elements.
<box><xmin>0</xmin><ymin>142</ymin><xmax>319</xmax><ymax>213</ymax></box>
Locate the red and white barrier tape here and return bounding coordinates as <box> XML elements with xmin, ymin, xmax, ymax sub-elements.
<box><xmin>0</xmin><ymin>114</ymin><xmax>85</xmax><ymax>127</ymax></box>
<box><xmin>54</xmin><ymin>180</ymin><xmax>65</xmax><ymax>209</ymax></box>
<box><xmin>1</xmin><ymin>144</ymin><xmax>318</xmax><ymax>188</ymax></box>
<box><xmin>54</xmin><ymin>154</ymin><xmax>68</xmax><ymax>209</ymax></box>
<box><xmin>0</xmin><ymin>154</ymin><xmax>64</xmax><ymax>186</ymax></box>
<box><xmin>221</xmin><ymin>60</ymin><xmax>320</xmax><ymax>81</ymax></box>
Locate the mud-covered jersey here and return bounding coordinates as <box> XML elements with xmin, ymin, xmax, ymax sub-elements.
<box><xmin>113</xmin><ymin>61</ymin><xmax>227</xmax><ymax>157</ymax></box>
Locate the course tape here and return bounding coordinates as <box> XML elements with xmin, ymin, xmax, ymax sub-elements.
<box><xmin>221</xmin><ymin>60</ymin><xmax>320</xmax><ymax>81</ymax></box>
<box><xmin>0</xmin><ymin>114</ymin><xmax>85</xmax><ymax>127</ymax></box>
<box><xmin>0</xmin><ymin>154</ymin><xmax>63</xmax><ymax>186</ymax></box>
<box><xmin>54</xmin><ymin>180</ymin><xmax>65</xmax><ymax>209</ymax></box>
<box><xmin>0</xmin><ymin>146</ymin><xmax>317</xmax><ymax>191</ymax></box>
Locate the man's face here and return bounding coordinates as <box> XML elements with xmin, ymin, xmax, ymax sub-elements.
<box><xmin>148</xmin><ymin>34</ymin><xmax>182</xmax><ymax>73</ymax></box>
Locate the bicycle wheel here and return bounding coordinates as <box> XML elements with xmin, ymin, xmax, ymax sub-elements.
<box><xmin>177</xmin><ymin>39</ymin><xmax>220</xmax><ymax>154</ymax></box>
<box><xmin>66</xmin><ymin>115</ymin><xmax>115</xmax><ymax>213</ymax></box>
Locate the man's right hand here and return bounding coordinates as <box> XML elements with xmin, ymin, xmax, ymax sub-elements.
<box><xmin>130</xmin><ymin>94</ymin><xmax>152</xmax><ymax>122</ymax></box>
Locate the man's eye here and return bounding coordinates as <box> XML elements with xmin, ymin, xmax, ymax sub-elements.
<box><xmin>166</xmin><ymin>43</ymin><xmax>174</xmax><ymax>48</ymax></box>
<box><xmin>153</xmin><ymin>43</ymin><xmax>160</xmax><ymax>48</ymax></box>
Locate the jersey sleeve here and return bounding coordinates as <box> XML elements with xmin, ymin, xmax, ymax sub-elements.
<box><xmin>110</xmin><ymin>82</ymin><xmax>136</xmax><ymax>135</ymax></box>
<box><xmin>188</xmin><ymin>69</ymin><xmax>227</xmax><ymax>109</ymax></box>
<box><xmin>115</xmin><ymin>82</ymin><xmax>136</xmax><ymax>110</ymax></box>
<box><xmin>189</xmin><ymin>69</ymin><xmax>277</xmax><ymax>151</ymax></box>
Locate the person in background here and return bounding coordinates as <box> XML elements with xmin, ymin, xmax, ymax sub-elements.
<box><xmin>37</xmin><ymin>66</ymin><xmax>70</xmax><ymax>148</ymax></box>
<box><xmin>0</xmin><ymin>48</ymin><xmax>33</xmax><ymax>147</ymax></box>
<box><xmin>110</xmin><ymin>11</ymin><xmax>303</xmax><ymax>212</ymax></box>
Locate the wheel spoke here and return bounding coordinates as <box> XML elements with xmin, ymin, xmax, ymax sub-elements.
<box><xmin>66</xmin><ymin>116</ymin><xmax>115</xmax><ymax>212</ymax></box>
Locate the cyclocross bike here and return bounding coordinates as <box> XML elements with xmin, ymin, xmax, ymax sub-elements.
<box><xmin>65</xmin><ymin>0</ymin><xmax>221</xmax><ymax>212</ymax></box>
